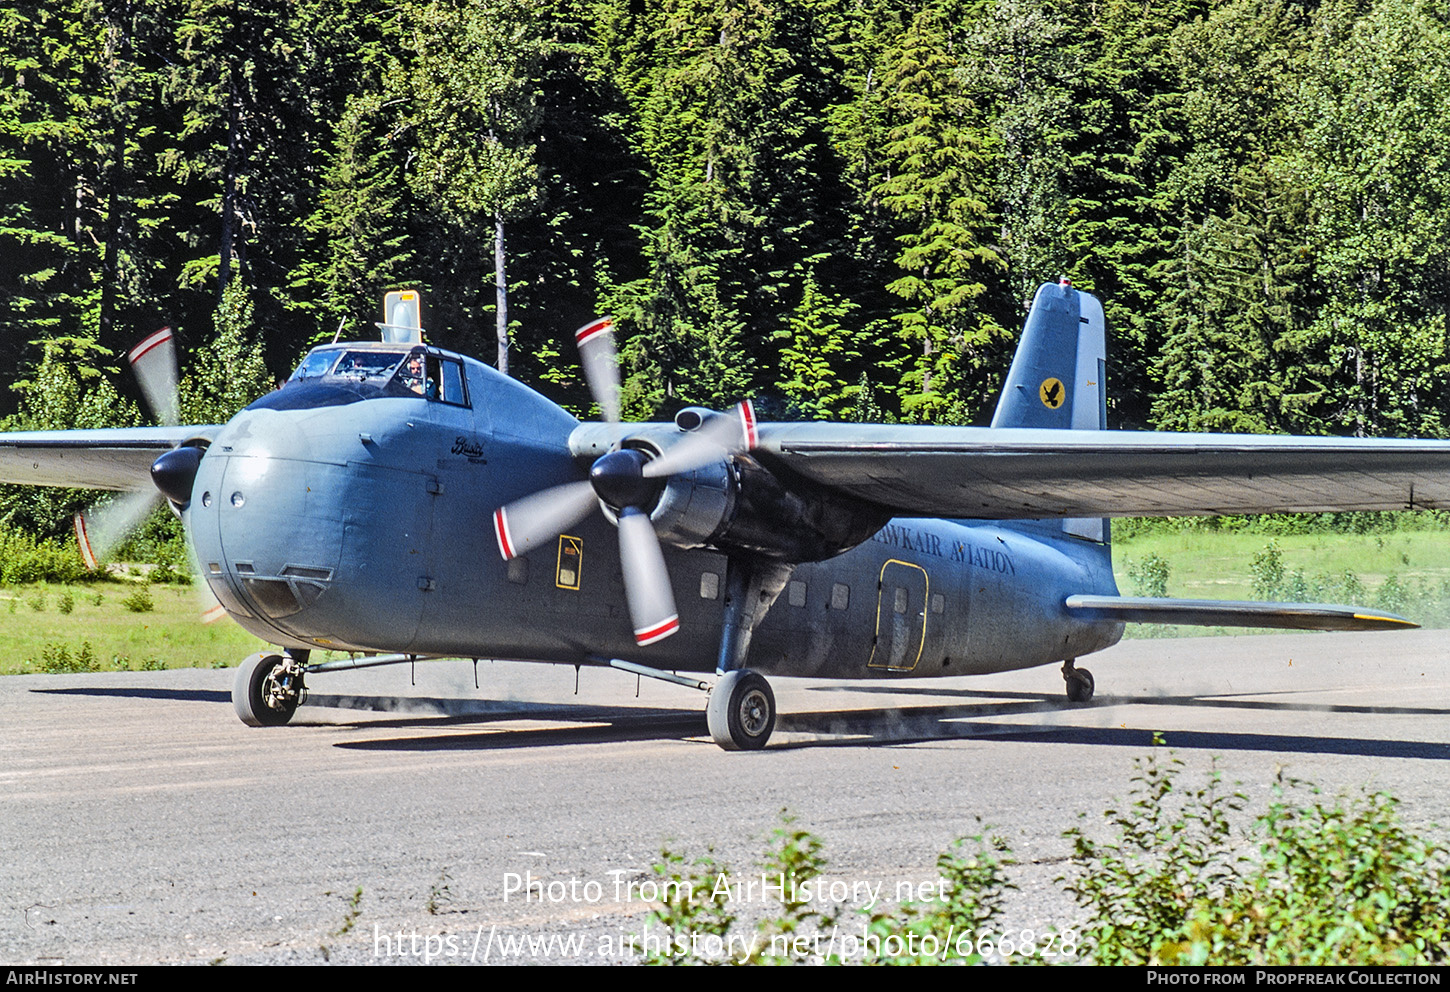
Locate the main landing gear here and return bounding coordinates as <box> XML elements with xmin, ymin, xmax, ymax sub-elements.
<box><xmin>233</xmin><ymin>651</ymin><xmax>308</xmax><ymax>726</ymax></box>
<box><xmin>707</xmin><ymin>669</ymin><xmax>776</xmax><ymax>750</ymax></box>
<box><xmin>1062</xmin><ymin>658</ymin><xmax>1094</xmax><ymax>703</ymax></box>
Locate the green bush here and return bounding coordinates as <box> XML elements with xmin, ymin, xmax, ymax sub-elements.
<box><xmin>36</xmin><ymin>641</ymin><xmax>100</xmax><ymax>673</ymax></box>
<box><xmin>121</xmin><ymin>586</ymin><xmax>154</xmax><ymax>613</ymax></box>
<box><xmin>0</xmin><ymin>528</ymin><xmax>96</xmax><ymax>585</ymax></box>
<box><xmin>1126</xmin><ymin>553</ymin><xmax>1170</xmax><ymax>598</ymax></box>
<box><xmin>1064</xmin><ymin>746</ymin><xmax>1450</xmax><ymax>965</ymax></box>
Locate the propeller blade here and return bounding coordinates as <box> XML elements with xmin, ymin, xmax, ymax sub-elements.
<box><xmin>573</xmin><ymin>317</ymin><xmax>620</xmax><ymax>423</ymax></box>
<box><xmin>643</xmin><ymin>400</ymin><xmax>759</xmax><ymax>479</ymax></box>
<box><xmin>492</xmin><ymin>480</ymin><xmax>599</xmax><ymax>560</ymax></box>
<box><xmin>617</xmin><ymin>507</ymin><xmax>679</xmax><ymax>645</ymax></box>
<box><xmin>74</xmin><ymin>490</ymin><xmax>162</xmax><ymax>570</ymax></box>
<box><xmin>129</xmin><ymin>327</ymin><xmax>179</xmax><ymax>427</ymax></box>
<box><xmin>184</xmin><ymin>540</ymin><xmax>227</xmax><ymax>623</ymax></box>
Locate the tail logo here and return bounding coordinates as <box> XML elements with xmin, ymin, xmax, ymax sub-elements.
<box><xmin>1039</xmin><ymin>377</ymin><xmax>1066</xmax><ymax>409</ymax></box>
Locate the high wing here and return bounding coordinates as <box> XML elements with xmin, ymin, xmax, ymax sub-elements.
<box><xmin>750</xmin><ymin>424</ymin><xmax>1450</xmax><ymax>519</ymax></box>
<box><xmin>0</xmin><ymin>427</ymin><xmax>218</xmax><ymax>492</ymax></box>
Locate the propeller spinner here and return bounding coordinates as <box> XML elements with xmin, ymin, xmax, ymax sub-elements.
<box><xmin>492</xmin><ymin>319</ymin><xmax>758</xmax><ymax>645</ymax></box>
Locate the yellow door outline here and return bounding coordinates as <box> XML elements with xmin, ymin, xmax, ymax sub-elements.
<box><xmin>556</xmin><ymin>535</ymin><xmax>583</xmax><ymax>590</ymax></box>
<box><xmin>868</xmin><ymin>559</ymin><xmax>929</xmax><ymax>671</ymax></box>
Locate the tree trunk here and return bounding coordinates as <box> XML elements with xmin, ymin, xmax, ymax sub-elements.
<box><xmin>219</xmin><ymin>79</ymin><xmax>238</xmax><ymax>298</ymax></box>
<box><xmin>495</xmin><ymin>213</ymin><xmax>509</xmax><ymax>375</ymax></box>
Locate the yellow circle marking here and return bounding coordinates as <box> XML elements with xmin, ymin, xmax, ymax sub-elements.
<box><xmin>1039</xmin><ymin>377</ymin><xmax>1066</xmax><ymax>409</ymax></box>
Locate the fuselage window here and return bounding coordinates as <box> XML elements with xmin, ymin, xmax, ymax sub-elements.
<box><xmin>700</xmin><ymin>572</ymin><xmax>720</xmax><ymax>600</ymax></box>
<box><xmin>788</xmin><ymin>580</ymin><xmax>807</xmax><ymax>607</ymax></box>
<box><xmin>830</xmin><ymin>583</ymin><xmax>850</xmax><ymax>610</ymax></box>
<box><xmin>931</xmin><ymin>593</ymin><xmax>944</xmax><ymax>615</ymax></box>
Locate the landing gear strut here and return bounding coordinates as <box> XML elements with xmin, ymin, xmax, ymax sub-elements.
<box><xmin>707</xmin><ymin>669</ymin><xmax>776</xmax><ymax>750</ymax></box>
<box><xmin>234</xmin><ymin>651</ymin><xmax>307</xmax><ymax>726</ymax></box>
<box><xmin>1062</xmin><ymin>658</ymin><xmax>1094</xmax><ymax>703</ymax></box>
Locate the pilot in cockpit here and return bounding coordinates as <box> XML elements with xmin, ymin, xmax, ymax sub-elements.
<box><xmin>400</xmin><ymin>351</ymin><xmax>438</xmax><ymax>398</ymax></box>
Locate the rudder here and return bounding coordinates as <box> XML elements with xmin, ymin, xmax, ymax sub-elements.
<box><xmin>991</xmin><ymin>278</ymin><xmax>1108</xmax><ymax>543</ymax></box>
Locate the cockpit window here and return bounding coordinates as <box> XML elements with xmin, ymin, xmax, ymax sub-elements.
<box><xmin>331</xmin><ymin>350</ymin><xmax>407</xmax><ymax>382</ymax></box>
<box><xmin>289</xmin><ymin>347</ymin><xmax>408</xmax><ymax>384</ymax></box>
<box><xmin>258</xmin><ymin>346</ymin><xmax>468</xmax><ymax>413</ymax></box>
<box><xmin>389</xmin><ymin>350</ymin><xmax>470</xmax><ymax>407</ymax></box>
<box><xmin>289</xmin><ymin>348</ymin><xmax>343</xmax><ymax>381</ymax></box>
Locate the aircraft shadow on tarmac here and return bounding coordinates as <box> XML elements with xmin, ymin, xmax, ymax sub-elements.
<box><xmin>32</xmin><ymin>685</ymin><xmax>1449</xmax><ymax>759</ymax></box>
<box><xmin>323</xmin><ymin>688</ymin><xmax>1450</xmax><ymax>759</ymax></box>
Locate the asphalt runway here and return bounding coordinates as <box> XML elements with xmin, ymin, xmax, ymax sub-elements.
<box><xmin>3</xmin><ymin>629</ymin><xmax>1448</xmax><ymax>965</ymax></box>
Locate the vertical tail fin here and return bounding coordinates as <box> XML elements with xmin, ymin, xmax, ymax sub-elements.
<box><xmin>991</xmin><ymin>279</ymin><xmax>1108</xmax><ymax>542</ymax></box>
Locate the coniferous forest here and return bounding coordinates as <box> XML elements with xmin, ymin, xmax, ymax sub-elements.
<box><xmin>5</xmin><ymin>0</ymin><xmax>1450</xmax><ymax>459</ymax></box>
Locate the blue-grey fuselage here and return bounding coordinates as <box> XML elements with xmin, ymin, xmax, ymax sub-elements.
<box><xmin>189</xmin><ymin>348</ymin><xmax>1123</xmax><ymax>680</ymax></box>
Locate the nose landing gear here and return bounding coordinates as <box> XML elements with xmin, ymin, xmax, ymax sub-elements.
<box><xmin>233</xmin><ymin>651</ymin><xmax>308</xmax><ymax>726</ymax></box>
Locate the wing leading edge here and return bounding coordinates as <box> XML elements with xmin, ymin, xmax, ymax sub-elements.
<box><xmin>0</xmin><ymin>427</ymin><xmax>218</xmax><ymax>492</ymax></box>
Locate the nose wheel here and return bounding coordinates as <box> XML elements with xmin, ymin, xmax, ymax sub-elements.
<box><xmin>234</xmin><ymin>651</ymin><xmax>306</xmax><ymax>726</ymax></box>
<box><xmin>707</xmin><ymin>669</ymin><xmax>776</xmax><ymax>750</ymax></box>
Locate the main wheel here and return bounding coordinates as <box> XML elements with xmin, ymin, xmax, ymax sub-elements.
<box><xmin>707</xmin><ymin>669</ymin><xmax>776</xmax><ymax>751</ymax></box>
<box><xmin>234</xmin><ymin>652</ymin><xmax>300</xmax><ymax>727</ymax></box>
<box><xmin>1065</xmin><ymin>667</ymin><xmax>1095</xmax><ymax>703</ymax></box>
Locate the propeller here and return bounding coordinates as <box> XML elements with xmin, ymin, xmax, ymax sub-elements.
<box><xmin>73</xmin><ymin>329</ymin><xmax>222</xmax><ymax>621</ymax></box>
<box><xmin>492</xmin><ymin>318</ymin><xmax>758</xmax><ymax>645</ymax></box>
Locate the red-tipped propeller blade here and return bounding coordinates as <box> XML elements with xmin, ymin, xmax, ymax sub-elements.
<box><xmin>643</xmin><ymin>400</ymin><xmax>758</xmax><ymax>479</ymax></box>
<box><xmin>129</xmin><ymin>326</ymin><xmax>179</xmax><ymax>427</ymax></box>
<box><xmin>492</xmin><ymin>480</ymin><xmax>599</xmax><ymax>561</ymax></box>
<box><xmin>74</xmin><ymin>490</ymin><xmax>162</xmax><ymax>570</ymax></box>
<box><xmin>617</xmin><ymin>507</ymin><xmax>678</xmax><ymax>645</ymax></box>
<box><xmin>574</xmin><ymin>317</ymin><xmax>620</xmax><ymax>424</ymax></box>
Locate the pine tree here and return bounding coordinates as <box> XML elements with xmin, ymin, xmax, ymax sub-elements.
<box><xmin>775</xmin><ymin>268</ymin><xmax>861</xmax><ymax>419</ymax></box>
<box><xmin>179</xmin><ymin>278</ymin><xmax>274</xmax><ymax>423</ymax></box>
<box><xmin>402</xmin><ymin>0</ymin><xmax>550</xmax><ymax>376</ymax></box>
<box><xmin>868</xmin><ymin>1</ymin><xmax>1003</xmax><ymax>422</ymax></box>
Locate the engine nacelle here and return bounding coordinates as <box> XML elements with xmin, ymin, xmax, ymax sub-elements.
<box><xmin>573</xmin><ymin>415</ymin><xmax>889</xmax><ymax>563</ymax></box>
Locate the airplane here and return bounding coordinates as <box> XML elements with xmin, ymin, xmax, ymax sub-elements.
<box><xmin>0</xmin><ymin>278</ymin><xmax>1444</xmax><ymax>750</ymax></box>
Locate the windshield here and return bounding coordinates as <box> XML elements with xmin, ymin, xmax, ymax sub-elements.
<box><xmin>260</xmin><ymin>346</ymin><xmax>439</xmax><ymax>412</ymax></box>
<box><xmin>289</xmin><ymin>347</ymin><xmax>411</xmax><ymax>384</ymax></box>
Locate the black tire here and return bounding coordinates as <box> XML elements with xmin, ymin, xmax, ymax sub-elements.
<box><xmin>1065</xmin><ymin>668</ymin><xmax>1095</xmax><ymax>703</ymax></box>
<box><xmin>707</xmin><ymin>669</ymin><xmax>776</xmax><ymax>751</ymax></box>
<box><xmin>233</xmin><ymin>652</ymin><xmax>298</xmax><ymax>727</ymax></box>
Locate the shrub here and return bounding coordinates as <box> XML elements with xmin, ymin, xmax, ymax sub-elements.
<box><xmin>36</xmin><ymin>641</ymin><xmax>100</xmax><ymax>673</ymax></box>
<box><xmin>121</xmin><ymin>586</ymin><xmax>154</xmax><ymax>613</ymax></box>
<box><xmin>1064</xmin><ymin>746</ymin><xmax>1450</xmax><ymax>965</ymax></box>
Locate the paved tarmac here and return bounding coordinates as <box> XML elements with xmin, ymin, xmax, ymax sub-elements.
<box><xmin>2</xmin><ymin>629</ymin><xmax>1448</xmax><ymax>965</ymax></box>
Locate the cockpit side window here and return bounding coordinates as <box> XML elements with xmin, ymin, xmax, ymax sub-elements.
<box><xmin>434</xmin><ymin>356</ymin><xmax>470</xmax><ymax>407</ymax></box>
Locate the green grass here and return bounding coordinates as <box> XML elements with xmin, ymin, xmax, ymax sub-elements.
<box><xmin>0</xmin><ymin>581</ymin><xmax>264</xmax><ymax>674</ymax></box>
<box><xmin>1112</xmin><ymin>528</ymin><xmax>1450</xmax><ymax>635</ymax></box>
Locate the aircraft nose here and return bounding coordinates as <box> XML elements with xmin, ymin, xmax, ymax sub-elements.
<box><xmin>188</xmin><ymin>411</ymin><xmax>346</xmax><ymax>639</ymax></box>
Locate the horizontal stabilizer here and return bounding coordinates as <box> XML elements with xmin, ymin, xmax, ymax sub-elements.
<box><xmin>1064</xmin><ymin>595</ymin><xmax>1417</xmax><ymax>632</ymax></box>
